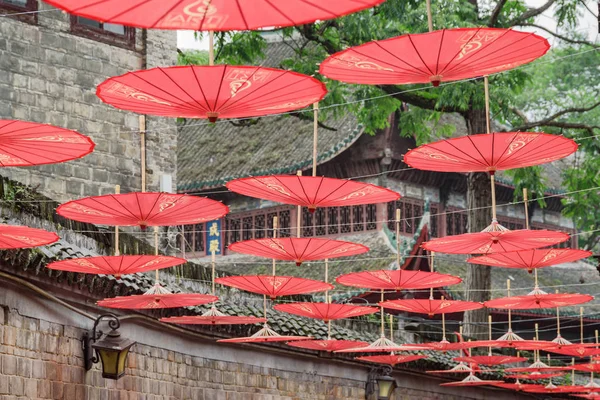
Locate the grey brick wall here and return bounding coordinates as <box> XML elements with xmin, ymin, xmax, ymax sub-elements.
<box><xmin>0</xmin><ymin>1</ymin><xmax>177</xmax><ymax>202</ymax></box>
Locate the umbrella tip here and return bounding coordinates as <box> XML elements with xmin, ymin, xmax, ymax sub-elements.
<box><xmin>140</xmin><ymin>224</ymin><xmax>148</xmax><ymax>231</ymax></box>
<box><xmin>295</xmin><ymin>261</ymin><xmax>302</xmax><ymax>267</ymax></box>
<box><xmin>429</xmin><ymin>75</ymin><xmax>443</xmax><ymax>87</ymax></box>
<box><xmin>115</xmin><ymin>274</ymin><xmax>121</xmax><ymax>280</ymax></box>
<box><xmin>207</xmin><ymin>112</ymin><xmax>219</xmax><ymax>123</ymax></box>
<box><xmin>308</xmin><ymin>206</ymin><xmax>317</xmax><ymax>214</ymax></box>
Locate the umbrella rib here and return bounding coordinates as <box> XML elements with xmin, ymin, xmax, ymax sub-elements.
<box><xmin>213</xmin><ymin>66</ymin><xmax>274</xmax><ymax>112</ymax></box>
<box><xmin>158</xmin><ymin>67</ymin><xmax>210</xmax><ymax>112</ymax></box>
<box><xmin>147</xmin><ymin>0</ymin><xmax>187</xmax><ymax>29</ymax></box>
<box><xmin>367</xmin><ymin>41</ymin><xmax>432</xmax><ymax>76</ymax></box>
<box><xmin>86</xmin><ymin>196</ymin><xmax>138</xmax><ymax>220</ymax></box>
<box><xmin>434</xmin><ymin>29</ymin><xmax>446</xmax><ymax>75</ymax></box>
<box><xmin>405</xmin><ymin>34</ymin><xmax>435</xmax><ymax>76</ymax></box>
<box><xmin>435</xmin><ymin>28</ymin><xmax>483</xmax><ymax>76</ymax></box>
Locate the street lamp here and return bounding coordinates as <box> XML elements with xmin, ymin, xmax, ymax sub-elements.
<box><xmin>82</xmin><ymin>314</ymin><xmax>135</xmax><ymax>380</ymax></box>
<box><xmin>366</xmin><ymin>366</ymin><xmax>398</xmax><ymax>400</ymax></box>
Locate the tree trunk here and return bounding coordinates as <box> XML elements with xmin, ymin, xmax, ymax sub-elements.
<box><xmin>463</xmin><ymin>108</ymin><xmax>492</xmax><ymax>340</ymax></box>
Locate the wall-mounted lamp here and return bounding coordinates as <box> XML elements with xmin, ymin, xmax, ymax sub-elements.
<box><xmin>82</xmin><ymin>313</ymin><xmax>135</xmax><ymax>380</ymax></box>
<box><xmin>366</xmin><ymin>366</ymin><xmax>398</xmax><ymax>400</ymax></box>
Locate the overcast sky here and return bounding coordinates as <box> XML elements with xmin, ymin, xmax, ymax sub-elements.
<box><xmin>177</xmin><ymin>0</ymin><xmax>598</xmax><ymax>50</ymax></box>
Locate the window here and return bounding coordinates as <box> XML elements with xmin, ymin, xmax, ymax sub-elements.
<box><xmin>225</xmin><ymin>207</ymin><xmax>292</xmax><ymax>249</ymax></box>
<box><xmin>182</xmin><ymin>223</ymin><xmax>205</xmax><ymax>254</ymax></box>
<box><xmin>0</xmin><ymin>0</ymin><xmax>37</xmax><ymax>23</ymax></box>
<box><xmin>445</xmin><ymin>207</ymin><xmax>468</xmax><ymax>236</ymax></box>
<box><xmin>302</xmin><ymin>204</ymin><xmax>378</xmax><ymax>237</ymax></box>
<box><xmin>71</xmin><ymin>15</ymin><xmax>135</xmax><ymax>49</ymax></box>
<box><xmin>387</xmin><ymin>199</ymin><xmax>427</xmax><ymax>235</ymax></box>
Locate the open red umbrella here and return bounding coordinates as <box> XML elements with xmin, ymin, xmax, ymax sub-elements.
<box><xmin>217</xmin><ymin>323</ymin><xmax>311</xmax><ymax>343</ymax></box>
<box><xmin>422</xmin><ymin>229</ymin><xmax>569</xmax><ymax>254</ymax></box>
<box><xmin>453</xmin><ymin>355</ymin><xmax>526</xmax><ymax>366</ymax></box>
<box><xmin>507</xmin><ymin>365</ymin><xmax>571</xmax><ymax>373</ymax></box>
<box><xmin>336</xmin><ymin>269</ymin><xmax>461</xmax><ymax>291</ymax></box>
<box><xmin>0</xmin><ymin>120</ymin><xmax>94</xmax><ymax>166</ymax></box>
<box><xmin>161</xmin><ymin>310</ymin><xmax>266</xmax><ymax>325</ymax></box>
<box><xmin>229</xmin><ymin>237</ymin><xmax>369</xmax><ymax>266</ymax></box>
<box><xmin>215</xmin><ymin>275</ymin><xmax>333</xmax><ymax>299</ymax></box>
<box><xmin>573</xmin><ymin>364</ymin><xmax>600</xmax><ymax>373</ymax></box>
<box><xmin>506</xmin><ymin>373</ymin><xmax>565</xmax><ymax>380</ymax></box>
<box><xmin>440</xmin><ymin>373</ymin><xmax>503</xmax><ymax>387</ymax></box>
<box><xmin>493</xmin><ymin>382</ymin><xmax>543</xmax><ymax>391</ymax></box>
<box><xmin>47</xmin><ymin>255</ymin><xmax>186</xmax><ymax>279</ymax></box>
<box><xmin>468</xmin><ymin>248</ymin><xmax>592</xmax><ymax>272</ymax></box>
<box><xmin>548</xmin><ymin>344</ymin><xmax>600</xmax><ymax>358</ymax></box>
<box><xmin>403</xmin><ymin>340</ymin><xmax>484</xmax><ymax>352</ymax></box>
<box><xmin>97</xmin><ymin>284</ymin><xmax>218</xmax><ymax>309</ymax></box>
<box><xmin>485</xmin><ymin>293</ymin><xmax>593</xmax><ymax>310</ymax></box>
<box><xmin>320</xmin><ymin>28</ymin><xmax>549</xmax><ymax>87</ymax></box>
<box><xmin>287</xmin><ymin>339</ymin><xmax>369</xmax><ymax>352</ymax></box>
<box><xmin>97</xmin><ymin>66</ymin><xmax>326</xmax><ymax>123</ymax></box>
<box><xmin>227</xmin><ymin>175</ymin><xmax>400</xmax><ymax>212</ymax></box>
<box><xmin>43</xmin><ymin>0</ymin><xmax>386</xmax><ymax>31</ymax></box>
<box><xmin>273</xmin><ymin>302</ymin><xmax>377</xmax><ymax>322</ymax></box>
<box><xmin>380</xmin><ymin>298</ymin><xmax>483</xmax><ymax>317</ymax></box>
<box><xmin>525</xmin><ymin>384</ymin><xmax>591</xmax><ymax>394</ymax></box>
<box><xmin>57</xmin><ymin>192</ymin><xmax>228</xmax><ymax>229</ymax></box>
<box><xmin>403</xmin><ymin>132</ymin><xmax>577</xmax><ymax>174</ymax></box>
<box><xmin>0</xmin><ymin>226</ymin><xmax>59</xmax><ymax>249</ymax></box>
<box><xmin>357</xmin><ymin>354</ymin><xmax>426</xmax><ymax>366</ymax></box>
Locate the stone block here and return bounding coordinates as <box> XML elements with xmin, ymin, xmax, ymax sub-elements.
<box><xmin>8</xmin><ymin>376</ymin><xmax>23</xmax><ymax>396</ymax></box>
<box><xmin>2</xmin><ymin>355</ymin><xmax>16</xmax><ymax>375</ymax></box>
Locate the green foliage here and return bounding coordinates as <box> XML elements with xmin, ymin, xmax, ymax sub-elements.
<box><xmin>177</xmin><ymin>49</ymin><xmax>209</xmax><ymax>66</ymax></box>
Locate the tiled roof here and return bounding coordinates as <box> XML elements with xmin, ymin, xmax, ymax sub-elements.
<box><xmin>177</xmin><ymin>39</ymin><xmax>364</xmax><ymax>193</ymax></box>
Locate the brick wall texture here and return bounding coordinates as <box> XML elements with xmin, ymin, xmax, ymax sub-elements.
<box><xmin>0</xmin><ymin>1</ymin><xmax>178</xmax><ymax>202</ymax></box>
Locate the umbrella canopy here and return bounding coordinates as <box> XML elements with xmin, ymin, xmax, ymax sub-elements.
<box><xmin>97</xmin><ymin>293</ymin><xmax>218</xmax><ymax>309</ymax></box>
<box><xmin>287</xmin><ymin>339</ymin><xmax>370</xmax><ymax>352</ymax></box>
<box><xmin>227</xmin><ymin>175</ymin><xmax>400</xmax><ymax>212</ymax></box>
<box><xmin>335</xmin><ymin>337</ymin><xmax>419</xmax><ymax>353</ymax></box>
<box><xmin>402</xmin><ymin>340</ymin><xmax>484</xmax><ymax>352</ymax></box>
<box><xmin>493</xmin><ymin>382</ymin><xmax>543</xmax><ymax>391</ymax></box>
<box><xmin>97</xmin><ymin>65</ymin><xmax>326</xmax><ymax>122</ymax></box>
<box><xmin>525</xmin><ymin>385</ymin><xmax>591</xmax><ymax>394</ymax></box>
<box><xmin>336</xmin><ymin>269</ymin><xmax>462</xmax><ymax>291</ymax></box>
<box><xmin>217</xmin><ymin>324</ymin><xmax>311</xmax><ymax>343</ymax></box>
<box><xmin>485</xmin><ymin>293</ymin><xmax>593</xmax><ymax>310</ymax></box>
<box><xmin>356</xmin><ymin>354</ymin><xmax>426</xmax><ymax>366</ymax></box>
<box><xmin>0</xmin><ymin>120</ymin><xmax>94</xmax><ymax>166</ymax></box>
<box><xmin>453</xmin><ymin>355</ymin><xmax>526</xmax><ymax>365</ymax></box>
<box><xmin>47</xmin><ymin>255</ymin><xmax>186</xmax><ymax>279</ymax></box>
<box><xmin>403</xmin><ymin>132</ymin><xmax>577</xmax><ymax>174</ymax></box>
<box><xmin>380</xmin><ymin>298</ymin><xmax>483</xmax><ymax>317</ymax></box>
<box><xmin>440</xmin><ymin>373</ymin><xmax>503</xmax><ymax>387</ymax></box>
<box><xmin>161</xmin><ymin>312</ymin><xmax>266</xmax><ymax>325</ymax></box>
<box><xmin>422</xmin><ymin>229</ymin><xmax>569</xmax><ymax>255</ymax></box>
<box><xmin>43</xmin><ymin>0</ymin><xmax>386</xmax><ymax>31</ymax></box>
<box><xmin>501</xmin><ymin>340</ymin><xmax>559</xmax><ymax>351</ymax></box>
<box><xmin>273</xmin><ymin>302</ymin><xmax>377</xmax><ymax>322</ymax></box>
<box><xmin>0</xmin><ymin>226</ymin><xmax>59</xmax><ymax>249</ymax></box>
<box><xmin>215</xmin><ymin>275</ymin><xmax>333</xmax><ymax>299</ymax></box>
<box><xmin>507</xmin><ymin>366</ymin><xmax>572</xmax><ymax>373</ymax></box>
<box><xmin>468</xmin><ymin>248</ymin><xmax>592</xmax><ymax>272</ymax></box>
<box><xmin>320</xmin><ymin>28</ymin><xmax>549</xmax><ymax>87</ymax></box>
<box><xmin>57</xmin><ymin>192</ymin><xmax>228</xmax><ymax>229</ymax></box>
<box><xmin>506</xmin><ymin>373</ymin><xmax>565</xmax><ymax>380</ymax></box>
<box><xmin>547</xmin><ymin>344</ymin><xmax>600</xmax><ymax>358</ymax></box>
<box><xmin>228</xmin><ymin>237</ymin><xmax>369</xmax><ymax>266</ymax></box>
<box><xmin>574</xmin><ymin>364</ymin><xmax>600</xmax><ymax>373</ymax></box>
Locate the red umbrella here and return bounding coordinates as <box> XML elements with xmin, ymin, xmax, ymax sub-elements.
<box><xmin>379</xmin><ymin>298</ymin><xmax>483</xmax><ymax>317</ymax></box>
<box><xmin>57</xmin><ymin>192</ymin><xmax>228</xmax><ymax>229</ymax></box>
<box><xmin>336</xmin><ymin>269</ymin><xmax>462</xmax><ymax>291</ymax></box>
<box><xmin>0</xmin><ymin>120</ymin><xmax>94</xmax><ymax>166</ymax></box>
<box><xmin>273</xmin><ymin>302</ymin><xmax>377</xmax><ymax>322</ymax></box>
<box><xmin>548</xmin><ymin>344</ymin><xmax>600</xmax><ymax>358</ymax></box>
<box><xmin>427</xmin><ymin>363</ymin><xmax>475</xmax><ymax>374</ymax></box>
<box><xmin>506</xmin><ymin>373</ymin><xmax>565</xmax><ymax>380</ymax></box>
<box><xmin>403</xmin><ymin>132</ymin><xmax>576</xmax><ymax>174</ymax></box>
<box><xmin>484</xmin><ymin>293</ymin><xmax>593</xmax><ymax>310</ymax></box>
<box><xmin>574</xmin><ymin>364</ymin><xmax>600</xmax><ymax>373</ymax></box>
<box><xmin>0</xmin><ymin>226</ymin><xmax>58</xmax><ymax>249</ymax></box>
<box><xmin>493</xmin><ymin>382</ymin><xmax>543</xmax><ymax>391</ymax></box>
<box><xmin>43</xmin><ymin>0</ymin><xmax>385</xmax><ymax>31</ymax></box>
<box><xmin>422</xmin><ymin>229</ymin><xmax>569</xmax><ymax>254</ymax></box>
<box><xmin>161</xmin><ymin>309</ymin><xmax>266</xmax><ymax>325</ymax></box>
<box><xmin>525</xmin><ymin>384</ymin><xmax>591</xmax><ymax>394</ymax></box>
<box><xmin>335</xmin><ymin>336</ymin><xmax>420</xmax><ymax>353</ymax></box>
<box><xmin>227</xmin><ymin>175</ymin><xmax>400</xmax><ymax>212</ymax></box>
<box><xmin>440</xmin><ymin>373</ymin><xmax>503</xmax><ymax>387</ymax></box>
<box><xmin>453</xmin><ymin>355</ymin><xmax>526</xmax><ymax>365</ymax></box>
<box><xmin>356</xmin><ymin>354</ymin><xmax>426</xmax><ymax>366</ymax></box>
<box><xmin>468</xmin><ymin>248</ymin><xmax>592</xmax><ymax>272</ymax></box>
<box><xmin>217</xmin><ymin>323</ymin><xmax>311</xmax><ymax>343</ymax></box>
<box><xmin>507</xmin><ymin>366</ymin><xmax>571</xmax><ymax>373</ymax></box>
<box><xmin>97</xmin><ymin>284</ymin><xmax>218</xmax><ymax>309</ymax></box>
<box><xmin>215</xmin><ymin>275</ymin><xmax>333</xmax><ymax>299</ymax></box>
<box><xmin>47</xmin><ymin>255</ymin><xmax>186</xmax><ymax>279</ymax></box>
<box><xmin>97</xmin><ymin>66</ymin><xmax>326</xmax><ymax>123</ymax></box>
<box><xmin>320</xmin><ymin>28</ymin><xmax>549</xmax><ymax>87</ymax></box>
<box><xmin>229</xmin><ymin>237</ymin><xmax>369</xmax><ymax>266</ymax></box>
<box><xmin>403</xmin><ymin>340</ymin><xmax>485</xmax><ymax>352</ymax></box>
<box><xmin>287</xmin><ymin>339</ymin><xmax>369</xmax><ymax>352</ymax></box>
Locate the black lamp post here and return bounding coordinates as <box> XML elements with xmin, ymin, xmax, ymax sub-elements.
<box><xmin>366</xmin><ymin>366</ymin><xmax>398</xmax><ymax>400</ymax></box>
<box><xmin>82</xmin><ymin>314</ymin><xmax>135</xmax><ymax>380</ymax></box>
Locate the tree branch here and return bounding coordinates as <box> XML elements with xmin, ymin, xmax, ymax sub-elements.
<box><xmin>511</xmin><ymin>101</ymin><xmax>600</xmax><ymax>134</ymax></box>
<box><xmin>508</xmin><ymin>0</ymin><xmax>557</xmax><ymax>25</ymax></box>
<box><xmin>489</xmin><ymin>0</ymin><xmax>509</xmax><ymax>27</ymax></box>
<box><xmin>517</xmin><ymin>23</ymin><xmax>600</xmax><ymax>48</ymax></box>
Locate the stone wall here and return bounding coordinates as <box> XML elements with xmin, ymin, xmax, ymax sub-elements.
<box><xmin>0</xmin><ymin>277</ymin><xmax>533</xmax><ymax>400</ymax></box>
<box><xmin>0</xmin><ymin>1</ymin><xmax>177</xmax><ymax>202</ymax></box>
